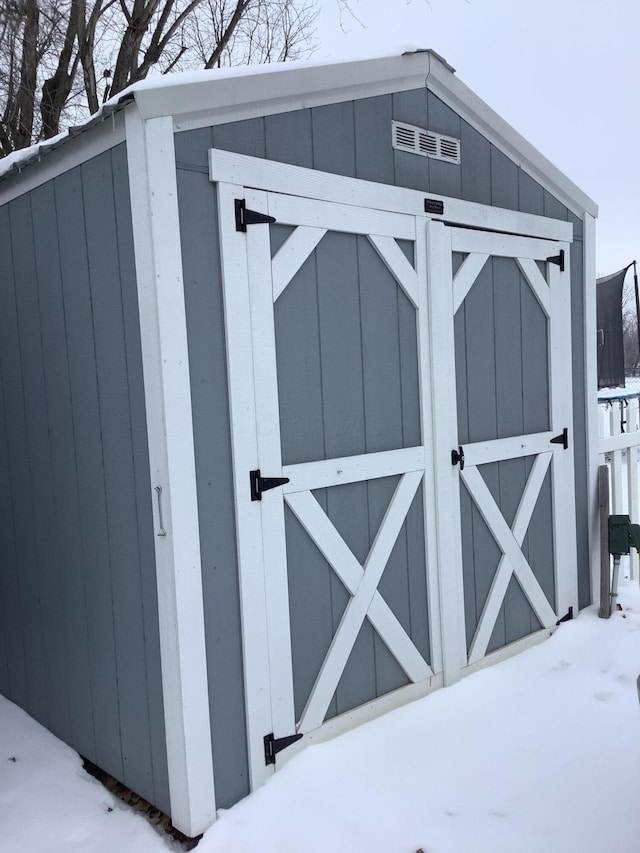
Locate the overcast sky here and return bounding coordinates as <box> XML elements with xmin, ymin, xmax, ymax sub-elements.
<box><xmin>311</xmin><ymin>0</ymin><xmax>639</xmax><ymax>277</ymax></box>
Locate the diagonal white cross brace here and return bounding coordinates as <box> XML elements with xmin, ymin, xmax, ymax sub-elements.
<box><xmin>367</xmin><ymin>234</ymin><xmax>419</xmax><ymax>307</ymax></box>
<box><xmin>516</xmin><ymin>257</ymin><xmax>551</xmax><ymax>317</ymax></box>
<box><xmin>286</xmin><ymin>470</ymin><xmax>429</xmax><ymax>732</ymax></box>
<box><xmin>467</xmin><ymin>452</ymin><xmax>553</xmax><ymax>663</ymax></box>
<box><xmin>452</xmin><ymin>252</ymin><xmax>489</xmax><ymax>313</ymax></box>
<box><xmin>271</xmin><ymin>225</ymin><xmax>327</xmax><ymax>301</ymax></box>
<box><xmin>462</xmin><ymin>463</ymin><xmax>557</xmax><ymax>644</ymax></box>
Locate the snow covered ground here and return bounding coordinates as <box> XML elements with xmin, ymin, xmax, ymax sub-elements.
<box><xmin>3</xmin><ymin>583</ymin><xmax>640</xmax><ymax>853</ymax></box>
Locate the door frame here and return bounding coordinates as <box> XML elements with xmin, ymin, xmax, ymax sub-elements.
<box><xmin>210</xmin><ymin>149</ymin><xmax>576</xmax><ymax>791</ymax></box>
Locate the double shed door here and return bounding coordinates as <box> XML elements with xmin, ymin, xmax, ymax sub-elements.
<box><xmin>212</xmin><ymin>152</ymin><xmax>577</xmax><ymax>791</ymax></box>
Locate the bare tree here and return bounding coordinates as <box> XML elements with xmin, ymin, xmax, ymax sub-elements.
<box><xmin>0</xmin><ymin>0</ymin><xmax>317</xmax><ymax>154</ymax></box>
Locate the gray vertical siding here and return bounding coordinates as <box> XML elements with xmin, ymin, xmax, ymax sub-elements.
<box><xmin>174</xmin><ymin>84</ymin><xmax>590</xmax><ymax>806</ymax></box>
<box><xmin>0</xmin><ymin>146</ymin><xmax>169</xmax><ymax>815</ymax></box>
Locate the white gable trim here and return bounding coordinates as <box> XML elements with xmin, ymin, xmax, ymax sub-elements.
<box><xmin>127</xmin><ymin>49</ymin><xmax>596</xmax><ymax>220</ymax></box>
<box><xmin>424</xmin><ymin>55</ymin><xmax>598</xmax><ymax>219</ymax></box>
<box><xmin>0</xmin><ymin>113</ymin><xmax>126</xmax><ymax>206</ymax></box>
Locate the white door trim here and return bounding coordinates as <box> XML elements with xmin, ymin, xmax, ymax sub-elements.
<box><xmin>216</xmin><ymin>181</ymin><xmax>280</xmax><ymax>792</ymax></box>
<box><xmin>426</xmin><ymin>220</ymin><xmax>466</xmax><ymax>685</ymax></box>
<box><xmin>209</xmin><ymin>149</ymin><xmax>573</xmax><ymax>243</ymax></box>
<box><xmin>125</xmin><ymin>108</ymin><xmax>215</xmax><ymax>837</ymax></box>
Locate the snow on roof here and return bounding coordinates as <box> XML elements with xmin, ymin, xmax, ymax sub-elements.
<box><xmin>0</xmin><ymin>47</ymin><xmax>598</xmax><ymax>218</ymax></box>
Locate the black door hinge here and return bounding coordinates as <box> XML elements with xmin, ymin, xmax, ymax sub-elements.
<box><xmin>546</xmin><ymin>249</ymin><xmax>565</xmax><ymax>272</ymax></box>
<box><xmin>550</xmin><ymin>428</ymin><xmax>569</xmax><ymax>450</ymax></box>
<box><xmin>451</xmin><ymin>446</ymin><xmax>465</xmax><ymax>470</ymax></box>
<box><xmin>556</xmin><ymin>606</ymin><xmax>574</xmax><ymax>626</ymax></box>
<box><xmin>250</xmin><ymin>469</ymin><xmax>290</xmax><ymax>501</ymax></box>
<box><xmin>235</xmin><ymin>198</ymin><xmax>276</xmax><ymax>232</ymax></box>
<box><xmin>264</xmin><ymin>731</ymin><xmax>303</xmax><ymax>766</ymax></box>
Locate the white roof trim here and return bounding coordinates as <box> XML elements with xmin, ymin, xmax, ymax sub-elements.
<box><xmin>129</xmin><ymin>52</ymin><xmax>433</xmax><ymax>130</ymax></box>
<box><xmin>0</xmin><ymin>49</ymin><xmax>597</xmax><ymax>218</ymax></box>
<box><xmin>423</xmin><ymin>54</ymin><xmax>598</xmax><ymax>218</ymax></box>
<box><xmin>126</xmin><ymin>49</ymin><xmax>596</xmax><ymax>218</ymax></box>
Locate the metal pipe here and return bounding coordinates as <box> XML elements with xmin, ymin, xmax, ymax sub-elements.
<box><xmin>610</xmin><ymin>555</ymin><xmax>621</xmax><ymax>614</ymax></box>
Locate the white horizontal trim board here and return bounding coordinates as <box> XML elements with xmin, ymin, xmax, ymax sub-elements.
<box><xmin>281</xmin><ymin>672</ymin><xmax>445</xmax><ymax>767</ymax></box>
<box><xmin>449</xmin><ymin>228</ymin><xmax>560</xmax><ymax>259</ymax></box>
<box><xmin>209</xmin><ymin>149</ymin><xmax>573</xmax><ymax>243</ymax></box>
<box><xmin>462</xmin><ymin>432</ymin><xmax>557</xmax><ymax>467</ymax></box>
<box><xmin>599</xmin><ymin>431</ymin><xmax>640</xmax><ymax>454</ymax></box>
<box><xmin>266</xmin><ymin>192</ymin><xmax>416</xmax><ymax>239</ymax></box>
<box><xmin>463</xmin><ymin>627</ymin><xmax>554</xmax><ymax>677</ymax></box>
<box><xmin>282</xmin><ymin>446</ymin><xmax>426</xmax><ymax>493</ymax></box>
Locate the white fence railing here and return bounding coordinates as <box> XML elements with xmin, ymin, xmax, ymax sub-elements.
<box><xmin>598</xmin><ymin>387</ymin><xmax>640</xmax><ymax>580</ymax></box>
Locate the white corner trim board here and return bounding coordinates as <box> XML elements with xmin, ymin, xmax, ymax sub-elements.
<box><xmin>125</xmin><ymin>106</ymin><xmax>216</xmax><ymax>837</ymax></box>
<box><xmin>583</xmin><ymin>213</ymin><xmax>600</xmax><ymax>605</ymax></box>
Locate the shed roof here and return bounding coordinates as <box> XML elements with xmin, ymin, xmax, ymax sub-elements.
<box><xmin>0</xmin><ymin>49</ymin><xmax>597</xmax><ymax>218</ymax></box>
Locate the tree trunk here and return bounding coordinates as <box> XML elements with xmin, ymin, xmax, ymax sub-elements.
<box><xmin>15</xmin><ymin>0</ymin><xmax>39</xmax><ymax>149</ymax></box>
<box><xmin>40</xmin><ymin>0</ymin><xmax>81</xmax><ymax>138</ymax></box>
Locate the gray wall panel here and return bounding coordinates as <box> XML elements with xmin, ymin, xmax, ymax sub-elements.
<box><xmin>82</xmin><ymin>152</ymin><xmax>156</xmax><ymax>798</ymax></box>
<box><xmin>112</xmin><ymin>145</ymin><xmax>170</xmax><ymax>813</ymax></box>
<box><xmin>176</xmin><ymin>164</ymin><xmax>250</xmax><ymax>808</ymax></box>
<box><xmin>490</xmin><ymin>146</ymin><xmax>519</xmax><ymax>211</ymax></box>
<box><xmin>13</xmin><ymin>190</ymin><xmax>69</xmax><ymax>739</ymax></box>
<box><xmin>311</xmin><ymin>101</ymin><xmax>356</xmax><ymax>177</ymax></box>
<box><xmin>5</xmin><ymin>196</ymin><xmax>50</xmax><ymax>726</ymax></box>
<box><xmin>543</xmin><ymin>189</ymin><xmax>568</xmax><ymax>223</ymax></box>
<box><xmin>175</xmin><ymin>126</ymin><xmax>215</xmax><ymax>171</ymax></box>
<box><xmin>0</xmin><ymin>206</ymin><xmax>28</xmax><ymax>710</ymax></box>
<box><xmin>517</xmin><ymin>169</ymin><xmax>544</xmax><ymax>216</ymax></box>
<box><xmin>354</xmin><ymin>95</ymin><xmax>394</xmax><ymax>184</ymax></box>
<box><xmin>521</xmin><ymin>271</ymin><xmax>550</xmax><ymax>434</ymax></box>
<box><xmin>461</xmin><ymin>259</ymin><xmax>498</xmax><ymax>443</ymax></box>
<box><xmin>0</xmin><ymin>145</ymin><xmax>169</xmax><ymax>815</ymax></box>
<box><xmin>213</xmin><ymin>118</ymin><xmax>266</xmax><ymax>159</ymax></box>
<box><xmin>266</xmin><ymin>110</ymin><xmax>313</xmax><ymax>167</ymax></box>
<box><xmin>30</xmin><ymin>181</ymin><xmax>79</xmax><ymax>748</ymax></box>
<box><xmin>57</xmin><ymin>162</ymin><xmax>123</xmax><ymax>780</ymax></box>
<box><xmin>461</xmin><ymin>121</ymin><xmax>491</xmax><ymax>205</ymax></box>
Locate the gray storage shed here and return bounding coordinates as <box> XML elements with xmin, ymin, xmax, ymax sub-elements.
<box><xmin>0</xmin><ymin>50</ymin><xmax>599</xmax><ymax>837</ymax></box>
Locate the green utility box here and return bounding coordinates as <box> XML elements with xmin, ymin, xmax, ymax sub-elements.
<box><xmin>608</xmin><ymin>514</ymin><xmax>640</xmax><ymax>556</ymax></box>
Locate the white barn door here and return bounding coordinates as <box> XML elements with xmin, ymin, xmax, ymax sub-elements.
<box><xmin>428</xmin><ymin>221</ymin><xmax>578</xmax><ymax>672</ymax></box>
<box><xmin>217</xmin><ymin>180</ymin><xmax>440</xmax><ymax>791</ymax></box>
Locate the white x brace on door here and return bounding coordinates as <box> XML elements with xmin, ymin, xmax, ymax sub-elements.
<box><xmin>216</xmin><ymin>179</ymin><xmax>440</xmax><ymax>791</ymax></box>
<box><xmin>428</xmin><ymin>221</ymin><xmax>578</xmax><ymax>669</ymax></box>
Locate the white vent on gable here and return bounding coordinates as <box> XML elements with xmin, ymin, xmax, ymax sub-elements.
<box><xmin>392</xmin><ymin>121</ymin><xmax>461</xmax><ymax>165</ymax></box>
